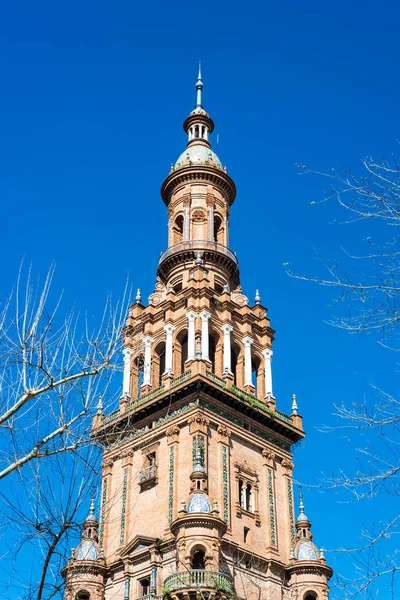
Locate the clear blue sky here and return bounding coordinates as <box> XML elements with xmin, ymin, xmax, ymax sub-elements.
<box><xmin>1</xmin><ymin>0</ymin><xmax>399</xmax><ymax>596</ymax></box>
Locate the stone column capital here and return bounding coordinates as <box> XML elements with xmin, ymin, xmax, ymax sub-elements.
<box><xmin>122</xmin><ymin>347</ymin><xmax>134</xmax><ymax>358</ymax></box>
<box><xmin>200</xmin><ymin>310</ymin><xmax>211</xmax><ymax>321</ymax></box>
<box><xmin>221</xmin><ymin>323</ymin><xmax>233</xmax><ymax>334</ymax></box>
<box><xmin>164</xmin><ymin>324</ymin><xmax>176</xmax><ymax>334</ymax></box>
<box><xmin>262</xmin><ymin>348</ymin><xmax>273</xmax><ymax>359</ymax></box>
<box><xmin>242</xmin><ymin>336</ymin><xmax>253</xmax><ymax>347</ymax></box>
<box><xmin>186</xmin><ymin>311</ymin><xmax>197</xmax><ymax>321</ymax></box>
<box><xmin>143</xmin><ymin>336</ymin><xmax>154</xmax><ymax>347</ymax></box>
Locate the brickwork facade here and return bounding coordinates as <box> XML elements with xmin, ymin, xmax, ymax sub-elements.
<box><xmin>62</xmin><ymin>70</ymin><xmax>332</xmax><ymax>600</ymax></box>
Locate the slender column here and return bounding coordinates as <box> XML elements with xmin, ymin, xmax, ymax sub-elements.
<box><xmin>221</xmin><ymin>324</ymin><xmax>233</xmax><ymax>374</ymax></box>
<box><xmin>184</xmin><ymin>206</ymin><xmax>189</xmax><ymax>240</ymax></box>
<box><xmin>122</xmin><ymin>348</ymin><xmax>133</xmax><ymax>397</ymax></box>
<box><xmin>208</xmin><ymin>206</ymin><xmax>214</xmax><ymax>241</ymax></box>
<box><xmin>200</xmin><ymin>311</ymin><xmax>211</xmax><ymax>361</ymax></box>
<box><xmin>242</xmin><ymin>336</ymin><xmax>254</xmax><ymax>387</ymax></box>
<box><xmin>142</xmin><ymin>336</ymin><xmax>153</xmax><ymax>387</ymax></box>
<box><xmin>262</xmin><ymin>348</ymin><xmax>273</xmax><ymax>398</ymax></box>
<box><xmin>163</xmin><ymin>324</ymin><xmax>175</xmax><ymax>375</ymax></box>
<box><xmin>186</xmin><ymin>311</ymin><xmax>197</xmax><ymax>361</ymax></box>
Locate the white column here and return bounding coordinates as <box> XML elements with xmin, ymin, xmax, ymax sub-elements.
<box><xmin>200</xmin><ymin>311</ymin><xmax>211</xmax><ymax>361</ymax></box>
<box><xmin>184</xmin><ymin>206</ymin><xmax>189</xmax><ymax>241</ymax></box>
<box><xmin>164</xmin><ymin>324</ymin><xmax>176</xmax><ymax>375</ymax></box>
<box><xmin>142</xmin><ymin>336</ymin><xmax>153</xmax><ymax>387</ymax></box>
<box><xmin>186</xmin><ymin>311</ymin><xmax>197</xmax><ymax>361</ymax></box>
<box><xmin>122</xmin><ymin>348</ymin><xmax>133</xmax><ymax>396</ymax></box>
<box><xmin>262</xmin><ymin>348</ymin><xmax>273</xmax><ymax>398</ymax></box>
<box><xmin>221</xmin><ymin>324</ymin><xmax>233</xmax><ymax>374</ymax></box>
<box><xmin>242</xmin><ymin>336</ymin><xmax>254</xmax><ymax>387</ymax></box>
<box><xmin>208</xmin><ymin>206</ymin><xmax>214</xmax><ymax>241</ymax></box>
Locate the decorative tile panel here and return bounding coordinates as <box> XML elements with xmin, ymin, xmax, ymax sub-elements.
<box><xmin>168</xmin><ymin>445</ymin><xmax>175</xmax><ymax>522</ymax></box>
<box><xmin>287</xmin><ymin>479</ymin><xmax>295</xmax><ymax>549</ymax></box>
<box><xmin>120</xmin><ymin>468</ymin><xmax>128</xmax><ymax>544</ymax></box>
<box><xmin>99</xmin><ymin>477</ymin><xmax>107</xmax><ymax>548</ymax></box>
<box><xmin>268</xmin><ymin>468</ymin><xmax>276</xmax><ymax>545</ymax></box>
<box><xmin>222</xmin><ymin>445</ymin><xmax>229</xmax><ymax>523</ymax></box>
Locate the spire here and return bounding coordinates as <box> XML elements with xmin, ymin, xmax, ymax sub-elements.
<box><xmin>291</xmin><ymin>393</ymin><xmax>298</xmax><ymax>415</ymax></box>
<box><xmin>196</xmin><ymin>61</ymin><xmax>203</xmax><ymax>108</ymax></box>
<box><xmin>297</xmin><ymin>485</ymin><xmax>309</xmax><ymax>522</ymax></box>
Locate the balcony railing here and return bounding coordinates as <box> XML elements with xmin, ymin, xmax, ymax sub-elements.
<box><xmin>164</xmin><ymin>570</ymin><xmax>234</xmax><ymax>593</ymax></box>
<box><xmin>158</xmin><ymin>241</ymin><xmax>238</xmax><ymax>266</ymax></box>
<box><xmin>139</xmin><ymin>465</ymin><xmax>157</xmax><ymax>483</ymax></box>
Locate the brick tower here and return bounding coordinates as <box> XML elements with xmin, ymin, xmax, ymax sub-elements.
<box><xmin>63</xmin><ymin>66</ymin><xmax>332</xmax><ymax>600</ymax></box>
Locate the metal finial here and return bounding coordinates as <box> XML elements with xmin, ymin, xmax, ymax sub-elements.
<box><xmin>292</xmin><ymin>393</ymin><xmax>298</xmax><ymax>415</ymax></box>
<box><xmin>89</xmin><ymin>497</ymin><xmax>95</xmax><ymax>516</ymax></box>
<box><xmin>299</xmin><ymin>486</ymin><xmax>305</xmax><ymax>513</ymax></box>
<box><xmin>196</xmin><ymin>61</ymin><xmax>203</xmax><ymax>107</ymax></box>
<box><xmin>320</xmin><ymin>548</ymin><xmax>325</xmax><ymax>559</ymax></box>
<box><xmin>195</xmin><ymin>252</ymin><xmax>203</xmax><ymax>266</ymax></box>
<box><xmin>97</xmin><ymin>397</ymin><xmax>103</xmax><ymax>415</ymax></box>
<box><xmin>136</xmin><ymin>288</ymin><xmax>142</xmax><ymax>304</ymax></box>
<box><xmin>255</xmin><ymin>289</ymin><xmax>261</xmax><ymax>304</ymax></box>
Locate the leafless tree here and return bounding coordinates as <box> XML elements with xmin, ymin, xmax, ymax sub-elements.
<box><xmin>0</xmin><ymin>262</ymin><xmax>130</xmax><ymax>598</ymax></box>
<box><xmin>292</xmin><ymin>154</ymin><xmax>400</xmax><ymax>598</ymax></box>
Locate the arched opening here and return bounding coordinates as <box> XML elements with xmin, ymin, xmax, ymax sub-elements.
<box><xmin>76</xmin><ymin>592</ymin><xmax>90</xmax><ymax>600</ymax></box>
<box><xmin>214</xmin><ymin>214</ymin><xmax>223</xmax><ymax>244</ymax></box>
<box><xmin>132</xmin><ymin>354</ymin><xmax>145</xmax><ymax>398</ymax></box>
<box><xmin>192</xmin><ymin>549</ymin><xmax>206</xmax><ymax>570</ymax></box>
<box><xmin>304</xmin><ymin>594</ymin><xmax>318</xmax><ymax>600</ymax></box>
<box><xmin>231</xmin><ymin>343</ymin><xmax>240</xmax><ymax>386</ymax></box>
<box><xmin>172</xmin><ymin>215</ymin><xmax>184</xmax><ymax>244</ymax></box>
<box><xmin>251</xmin><ymin>355</ymin><xmax>262</xmax><ymax>398</ymax></box>
<box><xmin>194</xmin><ymin>125</ymin><xmax>200</xmax><ymax>139</ymax></box>
<box><xmin>154</xmin><ymin>342</ymin><xmax>166</xmax><ymax>386</ymax></box>
<box><xmin>246</xmin><ymin>483</ymin><xmax>253</xmax><ymax>512</ymax></box>
<box><xmin>175</xmin><ymin>329</ymin><xmax>188</xmax><ymax>375</ymax></box>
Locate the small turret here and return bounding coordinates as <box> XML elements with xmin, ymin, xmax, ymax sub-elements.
<box><xmin>286</xmin><ymin>488</ymin><xmax>332</xmax><ymax>599</ymax></box>
<box><xmin>62</xmin><ymin>499</ymin><xmax>106</xmax><ymax>600</ymax></box>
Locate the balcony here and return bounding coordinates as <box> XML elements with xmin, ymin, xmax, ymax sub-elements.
<box><xmin>159</xmin><ymin>241</ymin><xmax>237</xmax><ymax>266</ymax></box>
<box><xmin>139</xmin><ymin>465</ymin><xmax>157</xmax><ymax>484</ymax></box>
<box><xmin>164</xmin><ymin>570</ymin><xmax>234</xmax><ymax>594</ymax></box>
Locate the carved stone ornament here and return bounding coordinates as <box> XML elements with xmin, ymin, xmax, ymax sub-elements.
<box><xmin>166</xmin><ymin>425</ymin><xmax>180</xmax><ymax>443</ymax></box>
<box><xmin>281</xmin><ymin>458</ymin><xmax>294</xmax><ymax>476</ymax></box>
<box><xmin>192</xmin><ymin>209</ymin><xmax>206</xmax><ymax>222</ymax></box>
<box><xmin>206</xmin><ymin>195</ymin><xmax>215</xmax><ymax>208</ymax></box>
<box><xmin>183</xmin><ymin>195</ymin><xmax>191</xmax><ymax>207</ymax></box>
<box><xmin>262</xmin><ymin>449</ymin><xmax>276</xmax><ymax>468</ymax></box>
<box><xmin>121</xmin><ymin>449</ymin><xmax>134</xmax><ymax>466</ymax></box>
<box><xmin>101</xmin><ymin>456</ymin><xmax>114</xmax><ymax>471</ymax></box>
<box><xmin>217</xmin><ymin>424</ymin><xmax>231</xmax><ymax>443</ymax></box>
<box><xmin>234</xmin><ymin>460</ymin><xmax>258</xmax><ymax>479</ymax></box>
<box><xmin>167</xmin><ymin>207</ymin><xmax>174</xmax><ymax>218</ymax></box>
<box><xmin>188</xmin><ymin>411</ymin><xmax>210</xmax><ymax>434</ymax></box>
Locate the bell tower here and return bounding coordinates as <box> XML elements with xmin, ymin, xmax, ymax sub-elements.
<box><xmin>63</xmin><ymin>68</ymin><xmax>332</xmax><ymax>600</ymax></box>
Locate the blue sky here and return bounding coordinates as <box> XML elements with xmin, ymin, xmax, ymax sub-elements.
<box><xmin>1</xmin><ymin>0</ymin><xmax>399</xmax><ymax>596</ymax></box>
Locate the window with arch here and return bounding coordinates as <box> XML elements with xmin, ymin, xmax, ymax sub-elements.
<box><xmin>154</xmin><ymin>342</ymin><xmax>166</xmax><ymax>387</ymax></box>
<box><xmin>132</xmin><ymin>354</ymin><xmax>145</xmax><ymax>398</ymax></box>
<box><xmin>304</xmin><ymin>594</ymin><xmax>318</xmax><ymax>600</ymax></box>
<box><xmin>213</xmin><ymin>214</ymin><xmax>224</xmax><ymax>244</ymax></box>
<box><xmin>251</xmin><ymin>354</ymin><xmax>262</xmax><ymax>399</ymax></box>
<box><xmin>172</xmin><ymin>214</ymin><xmax>184</xmax><ymax>244</ymax></box>
<box><xmin>191</xmin><ymin>549</ymin><xmax>206</xmax><ymax>570</ymax></box>
<box><xmin>76</xmin><ymin>592</ymin><xmax>90</xmax><ymax>600</ymax></box>
<box><xmin>234</xmin><ymin>461</ymin><xmax>260</xmax><ymax>524</ymax></box>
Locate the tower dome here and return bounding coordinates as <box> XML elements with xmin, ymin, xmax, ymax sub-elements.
<box><xmin>174</xmin><ymin>144</ymin><xmax>223</xmax><ymax>170</ymax></box>
<box><xmin>187</xmin><ymin>492</ymin><xmax>211</xmax><ymax>513</ymax></box>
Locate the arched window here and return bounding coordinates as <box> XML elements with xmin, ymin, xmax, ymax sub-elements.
<box><xmin>214</xmin><ymin>215</ymin><xmax>223</xmax><ymax>243</ymax></box>
<box><xmin>175</xmin><ymin>330</ymin><xmax>188</xmax><ymax>375</ymax></box>
<box><xmin>251</xmin><ymin>355</ymin><xmax>262</xmax><ymax>398</ymax></box>
<box><xmin>76</xmin><ymin>592</ymin><xmax>90</xmax><ymax>600</ymax></box>
<box><xmin>154</xmin><ymin>342</ymin><xmax>166</xmax><ymax>387</ymax></box>
<box><xmin>304</xmin><ymin>594</ymin><xmax>318</xmax><ymax>600</ymax></box>
<box><xmin>192</xmin><ymin>549</ymin><xmax>206</xmax><ymax>570</ymax></box>
<box><xmin>132</xmin><ymin>354</ymin><xmax>145</xmax><ymax>398</ymax></box>
<box><xmin>172</xmin><ymin>215</ymin><xmax>184</xmax><ymax>244</ymax></box>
